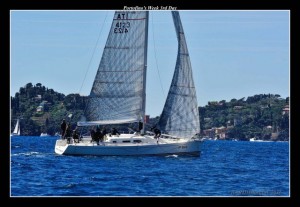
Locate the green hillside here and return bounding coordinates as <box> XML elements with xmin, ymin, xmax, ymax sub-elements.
<box><xmin>199</xmin><ymin>95</ymin><xmax>289</xmax><ymax>141</ymax></box>
<box><xmin>11</xmin><ymin>83</ymin><xmax>87</xmax><ymax>136</ymax></box>
<box><xmin>11</xmin><ymin>82</ymin><xmax>289</xmax><ymax>140</ymax></box>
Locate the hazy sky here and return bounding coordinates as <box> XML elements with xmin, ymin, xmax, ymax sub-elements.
<box><xmin>10</xmin><ymin>10</ymin><xmax>289</xmax><ymax>117</ymax></box>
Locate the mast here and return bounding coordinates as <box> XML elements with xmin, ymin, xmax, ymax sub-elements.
<box><xmin>141</xmin><ymin>11</ymin><xmax>149</xmax><ymax>134</ymax></box>
<box><xmin>17</xmin><ymin>121</ymin><xmax>20</xmax><ymax>135</ymax></box>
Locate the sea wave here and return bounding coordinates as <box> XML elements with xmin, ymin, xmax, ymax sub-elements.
<box><xmin>10</xmin><ymin>137</ymin><xmax>289</xmax><ymax>196</ymax></box>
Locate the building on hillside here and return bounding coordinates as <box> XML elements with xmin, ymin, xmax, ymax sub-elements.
<box><xmin>233</xmin><ymin>106</ymin><xmax>243</xmax><ymax>110</ymax></box>
<box><xmin>204</xmin><ymin>117</ymin><xmax>211</xmax><ymax>122</ymax></box>
<box><xmin>203</xmin><ymin>128</ymin><xmax>215</xmax><ymax>138</ymax></box>
<box><xmin>144</xmin><ymin>115</ymin><xmax>150</xmax><ymax>124</ymax></box>
<box><xmin>33</xmin><ymin>95</ymin><xmax>42</xmax><ymax>101</ymax></box>
<box><xmin>215</xmin><ymin>126</ymin><xmax>227</xmax><ymax>139</ymax></box>
<box><xmin>36</xmin><ymin>105</ymin><xmax>43</xmax><ymax>112</ymax></box>
<box><xmin>36</xmin><ymin>100</ymin><xmax>49</xmax><ymax>112</ymax></box>
<box><xmin>282</xmin><ymin>104</ymin><xmax>289</xmax><ymax>116</ymax></box>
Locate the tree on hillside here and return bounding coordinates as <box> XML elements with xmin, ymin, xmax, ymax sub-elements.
<box><xmin>19</xmin><ymin>87</ymin><xmax>26</xmax><ymax>95</ymax></box>
<box><xmin>25</xmin><ymin>82</ymin><xmax>33</xmax><ymax>90</ymax></box>
<box><xmin>36</xmin><ymin>83</ymin><xmax>42</xmax><ymax>88</ymax></box>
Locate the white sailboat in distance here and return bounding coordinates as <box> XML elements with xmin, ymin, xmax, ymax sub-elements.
<box><xmin>11</xmin><ymin>119</ymin><xmax>20</xmax><ymax>137</ymax></box>
<box><xmin>55</xmin><ymin>11</ymin><xmax>202</xmax><ymax>156</ymax></box>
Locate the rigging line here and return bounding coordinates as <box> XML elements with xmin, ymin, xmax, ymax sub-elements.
<box><xmin>151</xmin><ymin>13</ymin><xmax>165</xmax><ymax>97</ymax></box>
<box><xmin>78</xmin><ymin>11</ymin><xmax>109</xmax><ymax>95</ymax></box>
<box><xmin>79</xmin><ymin>12</ymin><xmax>109</xmax><ymax>120</ymax></box>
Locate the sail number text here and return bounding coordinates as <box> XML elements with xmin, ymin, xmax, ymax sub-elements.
<box><xmin>114</xmin><ymin>22</ymin><xmax>130</xmax><ymax>33</ymax></box>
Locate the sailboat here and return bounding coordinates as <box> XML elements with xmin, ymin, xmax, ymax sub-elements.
<box><xmin>55</xmin><ymin>11</ymin><xmax>202</xmax><ymax>156</ymax></box>
<box><xmin>40</xmin><ymin>132</ymin><xmax>50</xmax><ymax>137</ymax></box>
<box><xmin>11</xmin><ymin>119</ymin><xmax>20</xmax><ymax>137</ymax></box>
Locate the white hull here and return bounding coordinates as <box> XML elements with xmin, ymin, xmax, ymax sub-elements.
<box><xmin>250</xmin><ymin>138</ymin><xmax>263</xmax><ymax>142</ymax></box>
<box><xmin>55</xmin><ymin>134</ymin><xmax>201</xmax><ymax>156</ymax></box>
<box><xmin>40</xmin><ymin>133</ymin><xmax>50</xmax><ymax>137</ymax></box>
<box><xmin>11</xmin><ymin>133</ymin><xmax>20</xmax><ymax>137</ymax></box>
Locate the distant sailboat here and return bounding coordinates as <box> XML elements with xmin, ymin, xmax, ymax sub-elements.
<box><xmin>54</xmin><ymin>132</ymin><xmax>61</xmax><ymax>137</ymax></box>
<box><xmin>55</xmin><ymin>11</ymin><xmax>202</xmax><ymax>156</ymax></box>
<box><xmin>40</xmin><ymin>132</ymin><xmax>50</xmax><ymax>137</ymax></box>
<box><xmin>249</xmin><ymin>137</ymin><xmax>263</xmax><ymax>142</ymax></box>
<box><xmin>11</xmin><ymin>119</ymin><xmax>20</xmax><ymax>137</ymax></box>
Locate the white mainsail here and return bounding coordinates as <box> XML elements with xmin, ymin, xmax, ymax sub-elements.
<box><xmin>78</xmin><ymin>11</ymin><xmax>149</xmax><ymax>127</ymax></box>
<box><xmin>157</xmin><ymin>11</ymin><xmax>200</xmax><ymax>139</ymax></box>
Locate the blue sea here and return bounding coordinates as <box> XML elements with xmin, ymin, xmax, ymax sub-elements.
<box><xmin>10</xmin><ymin>136</ymin><xmax>289</xmax><ymax>197</ymax></box>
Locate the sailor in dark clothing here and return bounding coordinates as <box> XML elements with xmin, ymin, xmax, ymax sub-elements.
<box><xmin>111</xmin><ymin>127</ymin><xmax>120</xmax><ymax>136</ymax></box>
<box><xmin>154</xmin><ymin>128</ymin><xmax>161</xmax><ymax>138</ymax></box>
<box><xmin>60</xmin><ymin>119</ymin><xmax>67</xmax><ymax>139</ymax></box>
<box><xmin>99</xmin><ymin>131</ymin><xmax>104</xmax><ymax>143</ymax></box>
<box><xmin>138</xmin><ymin>121</ymin><xmax>143</xmax><ymax>133</ymax></box>
<box><xmin>151</xmin><ymin>127</ymin><xmax>161</xmax><ymax>143</ymax></box>
<box><xmin>95</xmin><ymin>128</ymin><xmax>102</xmax><ymax>145</ymax></box>
<box><xmin>65</xmin><ymin>123</ymin><xmax>72</xmax><ymax>144</ymax></box>
<box><xmin>90</xmin><ymin>128</ymin><xmax>96</xmax><ymax>143</ymax></box>
<box><xmin>73</xmin><ymin>129</ymin><xmax>79</xmax><ymax>143</ymax></box>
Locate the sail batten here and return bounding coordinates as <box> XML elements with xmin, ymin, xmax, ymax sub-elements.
<box><xmin>81</xmin><ymin>11</ymin><xmax>148</xmax><ymax>125</ymax></box>
<box><xmin>157</xmin><ymin>11</ymin><xmax>200</xmax><ymax>139</ymax></box>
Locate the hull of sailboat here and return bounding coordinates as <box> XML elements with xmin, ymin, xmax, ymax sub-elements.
<box><xmin>11</xmin><ymin>133</ymin><xmax>20</xmax><ymax>137</ymax></box>
<box><xmin>55</xmin><ymin>139</ymin><xmax>201</xmax><ymax>156</ymax></box>
<box><xmin>40</xmin><ymin>133</ymin><xmax>51</xmax><ymax>137</ymax></box>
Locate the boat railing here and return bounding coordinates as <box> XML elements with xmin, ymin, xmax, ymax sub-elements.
<box><xmin>146</xmin><ymin>131</ymin><xmax>184</xmax><ymax>140</ymax></box>
<box><xmin>160</xmin><ymin>133</ymin><xmax>182</xmax><ymax>139</ymax></box>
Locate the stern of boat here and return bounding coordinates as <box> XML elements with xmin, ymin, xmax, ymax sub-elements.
<box><xmin>54</xmin><ymin>139</ymin><xmax>68</xmax><ymax>155</ymax></box>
